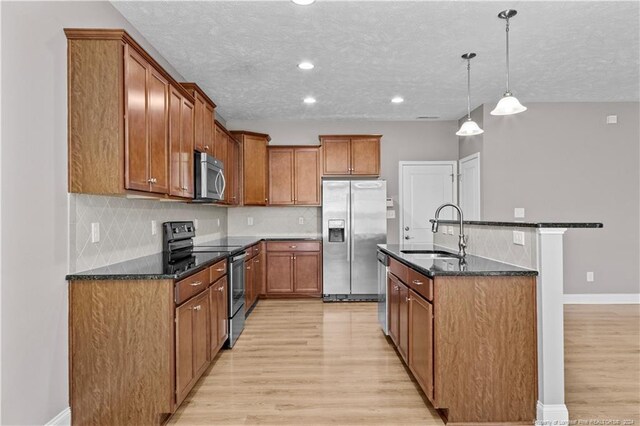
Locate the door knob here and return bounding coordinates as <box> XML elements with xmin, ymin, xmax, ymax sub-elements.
<box><xmin>405</xmin><ymin>235</ymin><xmax>412</xmax><ymax>240</ymax></box>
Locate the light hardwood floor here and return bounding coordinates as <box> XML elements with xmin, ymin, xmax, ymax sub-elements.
<box><xmin>564</xmin><ymin>304</ymin><xmax>640</xmax><ymax>423</ymax></box>
<box><xmin>170</xmin><ymin>300</ymin><xmax>640</xmax><ymax>425</ymax></box>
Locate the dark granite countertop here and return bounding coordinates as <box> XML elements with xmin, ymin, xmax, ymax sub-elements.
<box><xmin>378</xmin><ymin>244</ymin><xmax>538</xmax><ymax>277</ymax></box>
<box><xmin>67</xmin><ymin>236</ymin><xmax>322</xmax><ymax>281</ymax></box>
<box><xmin>429</xmin><ymin>219</ymin><xmax>603</xmax><ymax>229</ymax></box>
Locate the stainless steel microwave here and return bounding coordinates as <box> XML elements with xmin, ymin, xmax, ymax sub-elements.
<box><xmin>194</xmin><ymin>152</ymin><xmax>225</xmax><ymax>202</ymax></box>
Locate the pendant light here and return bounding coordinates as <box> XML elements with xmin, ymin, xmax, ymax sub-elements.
<box><xmin>491</xmin><ymin>9</ymin><xmax>527</xmax><ymax>116</ymax></box>
<box><xmin>456</xmin><ymin>53</ymin><xmax>484</xmax><ymax>137</ymax></box>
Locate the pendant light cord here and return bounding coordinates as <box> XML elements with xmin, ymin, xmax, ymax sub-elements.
<box><xmin>466</xmin><ymin>59</ymin><xmax>471</xmax><ymax>119</ymax></box>
<box><xmin>505</xmin><ymin>17</ymin><xmax>511</xmax><ymax>94</ymax></box>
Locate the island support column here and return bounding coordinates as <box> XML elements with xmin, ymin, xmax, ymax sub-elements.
<box><xmin>536</xmin><ymin>228</ymin><xmax>569</xmax><ymax>422</ymax></box>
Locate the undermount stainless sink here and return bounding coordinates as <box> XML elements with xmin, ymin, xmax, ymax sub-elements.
<box><xmin>400</xmin><ymin>250</ymin><xmax>461</xmax><ymax>259</ymax></box>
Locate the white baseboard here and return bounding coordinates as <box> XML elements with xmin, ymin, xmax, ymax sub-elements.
<box><xmin>536</xmin><ymin>401</ymin><xmax>569</xmax><ymax>424</ymax></box>
<box><xmin>45</xmin><ymin>407</ymin><xmax>70</xmax><ymax>426</ymax></box>
<box><xmin>564</xmin><ymin>293</ymin><xmax>640</xmax><ymax>304</ymax></box>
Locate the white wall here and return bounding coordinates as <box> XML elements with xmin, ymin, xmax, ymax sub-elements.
<box><xmin>459</xmin><ymin>102</ymin><xmax>640</xmax><ymax>295</ymax></box>
<box><xmin>226</xmin><ymin>120</ymin><xmax>459</xmax><ymax>243</ymax></box>
<box><xmin>0</xmin><ymin>2</ymin><xmax>200</xmax><ymax>423</ymax></box>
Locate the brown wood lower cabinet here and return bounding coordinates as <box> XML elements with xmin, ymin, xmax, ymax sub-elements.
<box><xmin>385</xmin><ymin>261</ymin><xmax>537</xmax><ymax>424</ymax></box>
<box><xmin>175</xmin><ymin>289</ymin><xmax>210</xmax><ymax>406</ymax></box>
<box><xmin>210</xmin><ymin>276</ymin><xmax>228</xmax><ymax>356</ymax></box>
<box><xmin>265</xmin><ymin>241</ymin><xmax>322</xmax><ymax>297</ymax></box>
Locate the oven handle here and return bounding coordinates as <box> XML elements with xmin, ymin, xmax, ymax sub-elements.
<box><xmin>230</xmin><ymin>252</ymin><xmax>247</xmax><ymax>263</ymax></box>
<box><xmin>219</xmin><ymin>171</ymin><xmax>226</xmax><ymax>197</ymax></box>
<box><xmin>214</xmin><ymin>172</ymin><xmax>221</xmax><ymax>197</ymax></box>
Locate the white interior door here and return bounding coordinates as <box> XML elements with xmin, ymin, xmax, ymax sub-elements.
<box><xmin>458</xmin><ymin>153</ymin><xmax>481</xmax><ymax>221</ymax></box>
<box><xmin>400</xmin><ymin>162</ymin><xmax>457</xmax><ymax>244</ymax></box>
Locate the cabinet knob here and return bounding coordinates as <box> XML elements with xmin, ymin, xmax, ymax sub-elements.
<box><xmin>412</xmin><ymin>280</ymin><xmax>423</xmax><ymax>286</ymax></box>
<box><xmin>192</xmin><ymin>305</ymin><xmax>202</xmax><ymax>311</ymax></box>
<box><xmin>190</xmin><ymin>281</ymin><xmax>203</xmax><ymax>287</ymax></box>
<box><xmin>218</xmin><ymin>286</ymin><xmax>224</xmax><ymax>292</ymax></box>
<box><xmin>406</xmin><ymin>297</ymin><xmax>411</xmax><ymax>302</ymax></box>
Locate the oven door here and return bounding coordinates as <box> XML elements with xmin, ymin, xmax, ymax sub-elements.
<box><xmin>228</xmin><ymin>252</ymin><xmax>246</xmax><ymax>316</ymax></box>
<box><xmin>195</xmin><ymin>152</ymin><xmax>225</xmax><ymax>201</ymax></box>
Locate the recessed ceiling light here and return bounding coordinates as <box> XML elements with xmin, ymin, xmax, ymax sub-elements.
<box><xmin>291</xmin><ymin>0</ymin><xmax>315</xmax><ymax>5</ymax></box>
<box><xmin>303</xmin><ymin>97</ymin><xmax>316</xmax><ymax>104</ymax></box>
<box><xmin>298</xmin><ymin>62</ymin><xmax>314</xmax><ymax>70</ymax></box>
<box><xmin>391</xmin><ymin>97</ymin><xmax>404</xmax><ymax>103</ymax></box>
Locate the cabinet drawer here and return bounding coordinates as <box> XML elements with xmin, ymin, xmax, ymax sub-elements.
<box><xmin>251</xmin><ymin>243</ymin><xmax>261</xmax><ymax>257</ymax></box>
<box><xmin>407</xmin><ymin>269</ymin><xmax>433</xmax><ymax>302</ymax></box>
<box><xmin>209</xmin><ymin>259</ymin><xmax>227</xmax><ymax>284</ymax></box>
<box><xmin>389</xmin><ymin>257</ymin><xmax>409</xmax><ymax>284</ymax></box>
<box><xmin>175</xmin><ymin>268</ymin><xmax>210</xmax><ymax>305</ymax></box>
<box><xmin>267</xmin><ymin>241</ymin><xmax>320</xmax><ymax>252</ymax></box>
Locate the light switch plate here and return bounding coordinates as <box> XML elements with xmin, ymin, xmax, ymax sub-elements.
<box><xmin>514</xmin><ymin>208</ymin><xmax>525</xmax><ymax>218</ymax></box>
<box><xmin>587</xmin><ymin>272</ymin><xmax>594</xmax><ymax>282</ymax></box>
<box><xmin>151</xmin><ymin>220</ymin><xmax>157</xmax><ymax>236</ymax></box>
<box><xmin>386</xmin><ymin>198</ymin><xmax>394</xmax><ymax>207</ymax></box>
<box><xmin>606</xmin><ymin>115</ymin><xmax>617</xmax><ymax>124</ymax></box>
<box><xmin>513</xmin><ymin>231</ymin><xmax>525</xmax><ymax>246</ymax></box>
<box><xmin>298</xmin><ymin>217</ymin><xmax>304</xmax><ymax>225</ymax></box>
<box><xmin>91</xmin><ymin>222</ymin><xmax>100</xmax><ymax>243</ymax></box>
<box><xmin>194</xmin><ymin>219</ymin><xmax>199</xmax><ymax>230</ymax></box>
<box><xmin>447</xmin><ymin>226</ymin><xmax>454</xmax><ymax>235</ymax></box>
<box><xmin>247</xmin><ymin>217</ymin><xmax>254</xmax><ymax>226</ymax></box>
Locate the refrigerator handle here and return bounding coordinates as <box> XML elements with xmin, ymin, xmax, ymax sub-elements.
<box><xmin>351</xmin><ymin>192</ymin><xmax>355</xmax><ymax>261</ymax></box>
<box><xmin>346</xmin><ymin>190</ymin><xmax>351</xmax><ymax>263</ymax></box>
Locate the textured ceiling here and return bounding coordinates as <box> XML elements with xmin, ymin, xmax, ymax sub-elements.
<box><xmin>112</xmin><ymin>1</ymin><xmax>640</xmax><ymax>121</ymax></box>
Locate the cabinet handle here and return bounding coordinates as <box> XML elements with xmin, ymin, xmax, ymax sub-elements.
<box><xmin>190</xmin><ymin>281</ymin><xmax>203</xmax><ymax>287</ymax></box>
<box><xmin>205</xmin><ymin>145</ymin><xmax>210</xmax><ymax>150</ymax></box>
<box><xmin>255</xmin><ymin>260</ymin><xmax>260</xmax><ymax>263</ymax></box>
<box><xmin>290</xmin><ymin>245</ymin><xmax>297</xmax><ymax>249</ymax></box>
<box><xmin>393</xmin><ymin>285</ymin><xmax>399</xmax><ymax>290</ymax></box>
<box><xmin>192</xmin><ymin>305</ymin><xmax>201</xmax><ymax>311</ymax></box>
<box><xmin>181</xmin><ymin>186</ymin><xmax>188</xmax><ymax>191</ymax></box>
<box><xmin>247</xmin><ymin>266</ymin><xmax>251</xmax><ymax>270</ymax></box>
<box><xmin>147</xmin><ymin>178</ymin><xmax>157</xmax><ymax>184</ymax></box>
<box><xmin>406</xmin><ymin>297</ymin><xmax>411</xmax><ymax>302</ymax></box>
<box><xmin>218</xmin><ymin>286</ymin><xmax>224</xmax><ymax>292</ymax></box>
<box><xmin>216</xmin><ymin>268</ymin><xmax>225</xmax><ymax>272</ymax></box>
<box><xmin>412</xmin><ymin>280</ymin><xmax>423</xmax><ymax>286</ymax></box>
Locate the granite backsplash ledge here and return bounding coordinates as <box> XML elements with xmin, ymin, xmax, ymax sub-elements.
<box><xmin>69</xmin><ymin>194</ymin><xmax>228</xmax><ymax>273</ymax></box>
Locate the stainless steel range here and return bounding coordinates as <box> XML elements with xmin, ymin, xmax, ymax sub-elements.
<box><xmin>163</xmin><ymin>221</ymin><xmax>247</xmax><ymax>348</ymax></box>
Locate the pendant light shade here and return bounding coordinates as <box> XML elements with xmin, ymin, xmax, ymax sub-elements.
<box><xmin>491</xmin><ymin>9</ymin><xmax>527</xmax><ymax>116</ymax></box>
<box><xmin>456</xmin><ymin>118</ymin><xmax>484</xmax><ymax>136</ymax></box>
<box><xmin>456</xmin><ymin>52</ymin><xmax>484</xmax><ymax>137</ymax></box>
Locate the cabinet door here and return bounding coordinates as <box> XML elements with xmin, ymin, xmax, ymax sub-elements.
<box><xmin>409</xmin><ymin>290</ymin><xmax>434</xmax><ymax>402</ymax></box>
<box><xmin>180</xmin><ymin>98</ymin><xmax>194</xmax><ymax>198</ymax></box>
<box><xmin>268</xmin><ymin>148</ymin><xmax>294</xmax><ymax>205</ymax></box>
<box><xmin>168</xmin><ymin>87</ymin><xmax>183</xmax><ymax>197</ymax></box>
<box><xmin>388</xmin><ymin>274</ymin><xmax>400</xmax><ymax>346</ymax></box>
<box><xmin>293</xmin><ymin>252</ymin><xmax>321</xmax><ymax>294</ymax></box>
<box><xmin>217</xmin><ymin>277</ymin><xmax>229</xmax><ymax>346</ymax></box>
<box><xmin>243</xmin><ymin>135</ymin><xmax>268</xmax><ymax>205</ymax></box>
<box><xmin>398</xmin><ymin>281</ymin><xmax>409</xmax><ymax>362</ymax></box>
<box><xmin>253</xmin><ymin>253</ymin><xmax>264</xmax><ymax>303</ymax></box>
<box><xmin>175</xmin><ymin>299</ymin><xmax>194</xmax><ymax>404</ymax></box>
<box><xmin>214</xmin><ymin>123</ymin><xmax>227</xmax><ymax>164</ymax></box>
<box><xmin>245</xmin><ymin>260</ymin><xmax>254</xmax><ymax>309</ymax></box>
<box><xmin>294</xmin><ymin>147</ymin><xmax>321</xmax><ymax>205</ymax></box>
<box><xmin>266</xmin><ymin>253</ymin><xmax>294</xmax><ymax>293</ymax></box>
<box><xmin>192</xmin><ymin>291</ymin><xmax>210</xmax><ymax>378</ymax></box>
<box><xmin>321</xmin><ymin>138</ymin><xmax>350</xmax><ymax>175</ymax></box>
<box><xmin>193</xmin><ymin>95</ymin><xmax>206</xmax><ymax>152</ymax></box>
<box><xmin>225</xmin><ymin>134</ymin><xmax>235</xmax><ymax>204</ymax></box>
<box><xmin>124</xmin><ymin>47</ymin><xmax>150</xmax><ymax>192</ymax></box>
<box><xmin>203</xmin><ymin>103</ymin><xmax>214</xmax><ymax>155</ymax></box>
<box><xmin>256</xmin><ymin>251</ymin><xmax>266</xmax><ymax>296</ymax></box>
<box><xmin>350</xmin><ymin>137</ymin><xmax>380</xmax><ymax>176</ymax></box>
<box><xmin>231</xmin><ymin>139</ymin><xmax>241</xmax><ymax>205</ymax></box>
<box><xmin>147</xmin><ymin>68</ymin><xmax>169</xmax><ymax>194</ymax></box>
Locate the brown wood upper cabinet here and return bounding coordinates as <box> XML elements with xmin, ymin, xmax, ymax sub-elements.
<box><xmin>232</xmin><ymin>131</ymin><xmax>271</xmax><ymax>206</ymax></box>
<box><xmin>319</xmin><ymin>135</ymin><xmax>381</xmax><ymax>176</ymax></box>
<box><xmin>181</xmin><ymin>83</ymin><xmax>216</xmax><ymax>155</ymax></box>
<box><xmin>66</xmin><ymin>29</ymin><xmax>196</xmax><ymax>197</ymax></box>
<box><xmin>268</xmin><ymin>146</ymin><xmax>321</xmax><ymax>206</ymax></box>
<box><xmin>168</xmin><ymin>85</ymin><xmax>194</xmax><ymax>198</ymax></box>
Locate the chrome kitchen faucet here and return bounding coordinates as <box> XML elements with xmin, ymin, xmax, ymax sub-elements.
<box><xmin>431</xmin><ymin>203</ymin><xmax>467</xmax><ymax>257</ymax></box>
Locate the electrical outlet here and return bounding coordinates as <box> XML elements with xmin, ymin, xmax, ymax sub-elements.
<box><xmin>217</xmin><ymin>218</ymin><xmax>220</xmax><ymax>227</ymax></box>
<box><xmin>514</xmin><ymin>208</ymin><xmax>525</xmax><ymax>218</ymax></box>
<box><xmin>298</xmin><ymin>217</ymin><xmax>304</xmax><ymax>225</ymax></box>
<box><xmin>194</xmin><ymin>219</ymin><xmax>199</xmax><ymax>230</ymax></box>
<box><xmin>606</xmin><ymin>115</ymin><xmax>617</xmax><ymax>124</ymax></box>
<box><xmin>441</xmin><ymin>225</ymin><xmax>447</xmax><ymax>235</ymax></box>
<box><xmin>513</xmin><ymin>231</ymin><xmax>525</xmax><ymax>246</ymax></box>
<box><xmin>587</xmin><ymin>272</ymin><xmax>595</xmax><ymax>282</ymax></box>
<box><xmin>151</xmin><ymin>220</ymin><xmax>157</xmax><ymax>236</ymax></box>
<box><xmin>247</xmin><ymin>217</ymin><xmax>254</xmax><ymax>226</ymax></box>
<box><xmin>447</xmin><ymin>226</ymin><xmax>454</xmax><ymax>235</ymax></box>
<box><xmin>91</xmin><ymin>222</ymin><xmax>100</xmax><ymax>243</ymax></box>
<box><xmin>386</xmin><ymin>209</ymin><xmax>395</xmax><ymax>219</ymax></box>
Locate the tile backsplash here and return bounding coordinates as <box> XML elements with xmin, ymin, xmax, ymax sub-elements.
<box><xmin>434</xmin><ymin>224</ymin><xmax>537</xmax><ymax>269</ymax></box>
<box><xmin>69</xmin><ymin>194</ymin><xmax>227</xmax><ymax>273</ymax></box>
<box><xmin>227</xmin><ymin>207</ymin><xmax>321</xmax><ymax>238</ymax></box>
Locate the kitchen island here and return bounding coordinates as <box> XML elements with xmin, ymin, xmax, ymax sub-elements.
<box><xmin>378</xmin><ymin>243</ymin><xmax>538</xmax><ymax>425</ymax></box>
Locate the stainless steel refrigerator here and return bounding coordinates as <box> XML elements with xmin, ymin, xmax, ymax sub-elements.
<box><xmin>322</xmin><ymin>180</ymin><xmax>387</xmax><ymax>301</ymax></box>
